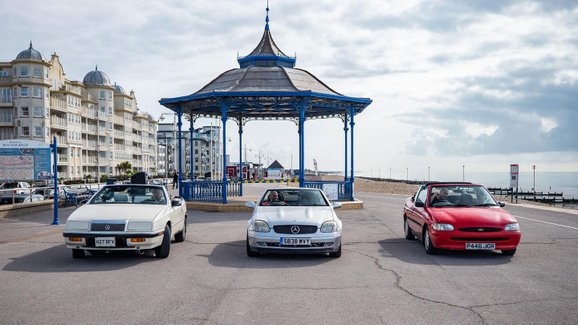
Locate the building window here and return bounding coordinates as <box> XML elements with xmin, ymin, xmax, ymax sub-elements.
<box><xmin>33</xmin><ymin>107</ymin><xmax>43</xmax><ymax>117</ymax></box>
<box><xmin>22</xmin><ymin>126</ymin><xmax>29</xmax><ymax>136</ymax></box>
<box><xmin>99</xmin><ymin>91</ymin><xmax>105</xmax><ymax>100</ymax></box>
<box><xmin>21</xmin><ymin>107</ymin><xmax>29</xmax><ymax>116</ymax></box>
<box><xmin>34</xmin><ymin>126</ymin><xmax>42</xmax><ymax>137</ymax></box>
<box><xmin>108</xmin><ymin>91</ymin><xmax>112</xmax><ymax>100</ymax></box>
<box><xmin>0</xmin><ymin>110</ymin><xmax>12</xmax><ymax>123</ymax></box>
<box><xmin>20</xmin><ymin>87</ymin><xmax>29</xmax><ymax>97</ymax></box>
<box><xmin>0</xmin><ymin>70</ymin><xmax>9</xmax><ymax>77</ymax></box>
<box><xmin>33</xmin><ymin>66</ymin><xmax>42</xmax><ymax>78</ymax></box>
<box><xmin>20</xmin><ymin>66</ymin><xmax>28</xmax><ymax>76</ymax></box>
<box><xmin>0</xmin><ymin>88</ymin><xmax>11</xmax><ymax>103</ymax></box>
<box><xmin>44</xmin><ymin>68</ymin><xmax>49</xmax><ymax>78</ymax></box>
<box><xmin>33</xmin><ymin>87</ymin><xmax>42</xmax><ymax>98</ymax></box>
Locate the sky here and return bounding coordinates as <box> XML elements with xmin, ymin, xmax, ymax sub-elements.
<box><xmin>2</xmin><ymin>0</ymin><xmax>577</xmax><ymax>180</ymax></box>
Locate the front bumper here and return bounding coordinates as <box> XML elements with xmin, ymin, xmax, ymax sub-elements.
<box><xmin>248</xmin><ymin>230</ymin><xmax>341</xmax><ymax>254</ymax></box>
<box><xmin>63</xmin><ymin>231</ymin><xmax>164</xmax><ymax>251</ymax></box>
<box><xmin>430</xmin><ymin>230</ymin><xmax>521</xmax><ymax>251</ymax></box>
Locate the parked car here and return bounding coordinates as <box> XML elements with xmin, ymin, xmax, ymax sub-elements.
<box><xmin>63</xmin><ymin>184</ymin><xmax>187</xmax><ymax>259</ymax></box>
<box><xmin>0</xmin><ymin>181</ymin><xmax>32</xmax><ymax>195</ymax></box>
<box><xmin>403</xmin><ymin>182</ymin><xmax>521</xmax><ymax>256</ymax></box>
<box><xmin>0</xmin><ymin>193</ymin><xmax>44</xmax><ymax>205</ymax></box>
<box><xmin>245</xmin><ymin>187</ymin><xmax>342</xmax><ymax>257</ymax></box>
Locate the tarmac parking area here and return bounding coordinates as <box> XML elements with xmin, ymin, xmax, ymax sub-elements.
<box><xmin>0</xmin><ymin>191</ymin><xmax>577</xmax><ymax>324</ymax></box>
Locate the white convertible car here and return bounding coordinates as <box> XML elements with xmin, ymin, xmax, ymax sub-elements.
<box><xmin>245</xmin><ymin>187</ymin><xmax>343</xmax><ymax>257</ymax></box>
<box><xmin>63</xmin><ymin>184</ymin><xmax>187</xmax><ymax>259</ymax></box>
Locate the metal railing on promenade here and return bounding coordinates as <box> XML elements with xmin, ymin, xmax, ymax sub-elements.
<box><xmin>303</xmin><ymin>180</ymin><xmax>353</xmax><ymax>201</ymax></box>
<box><xmin>181</xmin><ymin>180</ymin><xmax>242</xmax><ymax>203</ymax></box>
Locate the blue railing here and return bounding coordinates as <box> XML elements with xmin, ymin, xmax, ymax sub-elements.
<box><xmin>181</xmin><ymin>180</ymin><xmax>242</xmax><ymax>202</ymax></box>
<box><xmin>303</xmin><ymin>180</ymin><xmax>353</xmax><ymax>201</ymax></box>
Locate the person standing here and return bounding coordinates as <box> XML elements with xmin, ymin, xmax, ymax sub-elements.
<box><xmin>172</xmin><ymin>171</ymin><xmax>178</xmax><ymax>189</ymax></box>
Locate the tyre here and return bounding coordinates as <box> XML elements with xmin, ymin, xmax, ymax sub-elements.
<box><xmin>404</xmin><ymin>218</ymin><xmax>415</xmax><ymax>240</ymax></box>
<box><xmin>72</xmin><ymin>249</ymin><xmax>85</xmax><ymax>259</ymax></box>
<box><xmin>174</xmin><ymin>217</ymin><xmax>187</xmax><ymax>243</ymax></box>
<box><xmin>502</xmin><ymin>249</ymin><xmax>516</xmax><ymax>256</ymax></box>
<box><xmin>329</xmin><ymin>244</ymin><xmax>342</xmax><ymax>258</ymax></box>
<box><xmin>423</xmin><ymin>227</ymin><xmax>437</xmax><ymax>255</ymax></box>
<box><xmin>155</xmin><ymin>225</ymin><xmax>171</xmax><ymax>258</ymax></box>
<box><xmin>246</xmin><ymin>233</ymin><xmax>259</xmax><ymax>257</ymax></box>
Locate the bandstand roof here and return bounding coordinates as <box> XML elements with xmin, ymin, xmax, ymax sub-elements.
<box><xmin>159</xmin><ymin>8</ymin><xmax>372</xmax><ymax>120</ymax></box>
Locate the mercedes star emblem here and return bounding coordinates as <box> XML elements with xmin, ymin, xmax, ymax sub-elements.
<box><xmin>105</xmin><ymin>225</ymin><xmax>111</xmax><ymax>230</ymax></box>
<box><xmin>290</xmin><ymin>226</ymin><xmax>300</xmax><ymax>234</ymax></box>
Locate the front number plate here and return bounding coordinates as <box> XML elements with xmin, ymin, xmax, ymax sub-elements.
<box><xmin>95</xmin><ymin>237</ymin><xmax>116</xmax><ymax>247</ymax></box>
<box><xmin>466</xmin><ymin>242</ymin><xmax>496</xmax><ymax>250</ymax></box>
<box><xmin>281</xmin><ymin>237</ymin><xmax>311</xmax><ymax>246</ymax></box>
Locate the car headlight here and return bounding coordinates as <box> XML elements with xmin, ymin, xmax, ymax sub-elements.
<box><xmin>432</xmin><ymin>223</ymin><xmax>454</xmax><ymax>231</ymax></box>
<box><xmin>65</xmin><ymin>221</ymin><xmax>90</xmax><ymax>231</ymax></box>
<box><xmin>252</xmin><ymin>220</ymin><xmax>270</xmax><ymax>232</ymax></box>
<box><xmin>320</xmin><ymin>220</ymin><xmax>337</xmax><ymax>233</ymax></box>
<box><xmin>505</xmin><ymin>223</ymin><xmax>520</xmax><ymax>231</ymax></box>
<box><xmin>127</xmin><ymin>221</ymin><xmax>153</xmax><ymax>231</ymax></box>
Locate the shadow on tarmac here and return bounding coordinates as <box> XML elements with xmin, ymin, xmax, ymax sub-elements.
<box><xmin>377</xmin><ymin>238</ymin><xmax>514</xmax><ymax>266</ymax></box>
<box><xmin>203</xmin><ymin>240</ymin><xmax>336</xmax><ymax>269</ymax></box>
<box><xmin>3</xmin><ymin>244</ymin><xmax>161</xmax><ymax>273</ymax></box>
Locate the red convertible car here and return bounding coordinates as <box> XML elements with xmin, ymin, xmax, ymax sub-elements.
<box><xmin>403</xmin><ymin>182</ymin><xmax>521</xmax><ymax>256</ymax></box>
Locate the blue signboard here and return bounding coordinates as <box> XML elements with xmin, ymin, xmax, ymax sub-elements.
<box><xmin>0</xmin><ymin>140</ymin><xmax>52</xmax><ymax>181</ymax></box>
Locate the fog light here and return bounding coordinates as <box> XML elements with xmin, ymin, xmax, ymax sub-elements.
<box><xmin>68</xmin><ymin>237</ymin><xmax>82</xmax><ymax>242</ymax></box>
<box><xmin>130</xmin><ymin>238</ymin><xmax>145</xmax><ymax>243</ymax></box>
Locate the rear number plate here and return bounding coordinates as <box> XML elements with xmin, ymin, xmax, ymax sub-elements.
<box><xmin>466</xmin><ymin>242</ymin><xmax>495</xmax><ymax>250</ymax></box>
<box><xmin>281</xmin><ymin>237</ymin><xmax>310</xmax><ymax>246</ymax></box>
<box><xmin>95</xmin><ymin>237</ymin><xmax>116</xmax><ymax>247</ymax></box>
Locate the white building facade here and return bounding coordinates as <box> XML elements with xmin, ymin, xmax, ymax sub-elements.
<box><xmin>0</xmin><ymin>43</ymin><xmax>158</xmax><ymax>181</ymax></box>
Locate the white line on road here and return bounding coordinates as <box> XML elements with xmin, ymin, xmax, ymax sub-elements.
<box><xmin>516</xmin><ymin>216</ymin><xmax>578</xmax><ymax>230</ymax></box>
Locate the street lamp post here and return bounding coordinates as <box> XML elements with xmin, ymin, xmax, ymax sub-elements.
<box><xmin>533</xmin><ymin>164</ymin><xmax>536</xmax><ymax>193</ymax></box>
<box><xmin>462</xmin><ymin>165</ymin><xmax>465</xmax><ymax>181</ymax></box>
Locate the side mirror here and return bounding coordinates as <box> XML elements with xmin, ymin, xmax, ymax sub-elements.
<box><xmin>171</xmin><ymin>198</ymin><xmax>183</xmax><ymax>207</ymax></box>
<box><xmin>499</xmin><ymin>202</ymin><xmax>506</xmax><ymax>207</ymax></box>
<box><xmin>415</xmin><ymin>201</ymin><xmax>425</xmax><ymax>208</ymax></box>
<box><xmin>331</xmin><ymin>202</ymin><xmax>342</xmax><ymax>209</ymax></box>
<box><xmin>245</xmin><ymin>201</ymin><xmax>256</xmax><ymax>209</ymax></box>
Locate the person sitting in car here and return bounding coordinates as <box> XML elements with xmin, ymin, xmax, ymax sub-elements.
<box><xmin>430</xmin><ymin>188</ymin><xmax>449</xmax><ymax>206</ymax></box>
<box><xmin>261</xmin><ymin>191</ymin><xmax>286</xmax><ymax>206</ymax></box>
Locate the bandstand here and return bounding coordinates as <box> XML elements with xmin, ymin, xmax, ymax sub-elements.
<box><xmin>159</xmin><ymin>6</ymin><xmax>372</xmax><ymax>203</ymax></box>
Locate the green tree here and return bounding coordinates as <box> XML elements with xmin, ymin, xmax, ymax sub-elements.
<box><xmin>116</xmin><ymin>161</ymin><xmax>132</xmax><ymax>175</ymax></box>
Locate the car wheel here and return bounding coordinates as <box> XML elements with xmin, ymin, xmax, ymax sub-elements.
<box><xmin>246</xmin><ymin>233</ymin><xmax>259</xmax><ymax>257</ymax></box>
<box><xmin>423</xmin><ymin>227</ymin><xmax>437</xmax><ymax>255</ymax></box>
<box><xmin>155</xmin><ymin>225</ymin><xmax>171</xmax><ymax>258</ymax></box>
<box><xmin>174</xmin><ymin>217</ymin><xmax>187</xmax><ymax>243</ymax></box>
<box><xmin>404</xmin><ymin>218</ymin><xmax>415</xmax><ymax>240</ymax></box>
<box><xmin>502</xmin><ymin>249</ymin><xmax>516</xmax><ymax>256</ymax></box>
<box><xmin>329</xmin><ymin>244</ymin><xmax>342</xmax><ymax>258</ymax></box>
<box><xmin>72</xmin><ymin>249</ymin><xmax>85</xmax><ymax>259</ymax></box>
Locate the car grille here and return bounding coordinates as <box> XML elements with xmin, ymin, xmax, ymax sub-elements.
<box><xmin>451</xmin><ymin>237</ymin><xmax>509</xmax><ymax>241</ymax></box>
<box><xmin>86</xmin><ymin>237</ymin><xmax>128</xmax><ymax>248</ymax></box>
<box><xmin>273</xmin><ymin>225</ymin><xmax>318</xmax><ymax>234</ymax></box>
<box><xmin>459</xmin><ymin>227</ymin><xmax>502</xmax><ymax>232</ymax></box>
<box><xmin>90</xmin><ymin>222</ymin><xmax>126</xmax><ymax>231</ymax></box>
<box><xmin>258</xmin><ymin>242</ymin><xmax>333</xmax><ymax>248</ymax></box>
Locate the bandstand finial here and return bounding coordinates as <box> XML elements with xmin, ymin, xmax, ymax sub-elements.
<box><xmin>265</xmin><ymin>0</ymin><xmax>270</xmax><ymax>31</ymax></box>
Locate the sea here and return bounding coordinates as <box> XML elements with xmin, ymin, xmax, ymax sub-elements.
<box><xmin>355</xmin><ymin>171</ymin><xmax>578</xmax><ymax>201</ymax></box>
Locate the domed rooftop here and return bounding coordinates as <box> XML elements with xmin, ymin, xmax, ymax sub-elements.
<box><xmin>16</xmin><ymin>42</ymin><xmax>46</xmax><ymax>61</ymax></box>
<box><xmin>113</xmin><ymin>82</ymin><xmax>126</xmax><ymax>95</ymax></box>
<box><xmin>83</xmin><ymin>66</ymin><xmax>111</xmax><ymax>87</ymax></box>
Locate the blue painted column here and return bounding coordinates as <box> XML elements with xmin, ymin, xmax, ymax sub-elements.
<box><xmin>51</xmin><ymin>136</ymin><xmax>58</xmax><ymax>225</ymax></box>
<box><xmin>189</xmin><ymin>115</ymin><xmax>194</xmax><ymax>181</ymax></box>
<box><xmin>220</xmin><ymin>104</ymin><xmax>228</xmax><ymax>203</ymax></box>
<box><xmin>238</xmin><ymin>119</ymin><xmax>243</xmax><ymax>196</ymax></box>
<box><xmin>177</xmin><ymin>107</ymin><xmax>183</xmax><ymax>197</ymax></box>
<box><xmin>298</xmin><ymin>103</ymin><xmax>306</xmax><ymax>187</ymax></box>
<box><xmin>349</xmin><ymin>106</ymin><xmax>355</xmax><ymax>199</ymax></box>
<box><xmin>344</xmin><ymin>113</ymin><xmax>349</xmax><ymax>182</ymax></box>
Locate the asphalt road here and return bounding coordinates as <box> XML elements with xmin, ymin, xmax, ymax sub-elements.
<box><xmin>0</xmin><ymin>191</ymin><xmax>577</xmax><ymax>325</ymax></box>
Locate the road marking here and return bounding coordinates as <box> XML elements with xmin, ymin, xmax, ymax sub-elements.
<box><xmin>516</xmin><ymin>216</ymin><xmax>578</xmax><ymax>230</ymax></box>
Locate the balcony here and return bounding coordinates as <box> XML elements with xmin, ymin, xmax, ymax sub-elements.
<box><xmin>82</xmin><ymin>124</ymin><xmax>97</xmax><ymax>134</ymax></box>
<box><xmin>50</xmin><ymin>98</ymin><xmax>67</xmax><ymax>112</ymax></box>
<box><xmin>84</xmin><ymin>140</ymin><xmax>97</xmax><ymax>149</ymax></box>
<box><xmin>51</xmin><ymin>117</ymin><xmax>67</xmax><ymax>129</ymax></box>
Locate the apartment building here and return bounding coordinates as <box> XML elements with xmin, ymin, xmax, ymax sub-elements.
<box><xmin>0</xmin><ymin>43</ymin><xmax>158</xmax><ymax>180</ymax></box>
<box><xmin>157</xmin><ymin>123</ymin><xmax>223</xmax><ymax>179</ymax></box>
